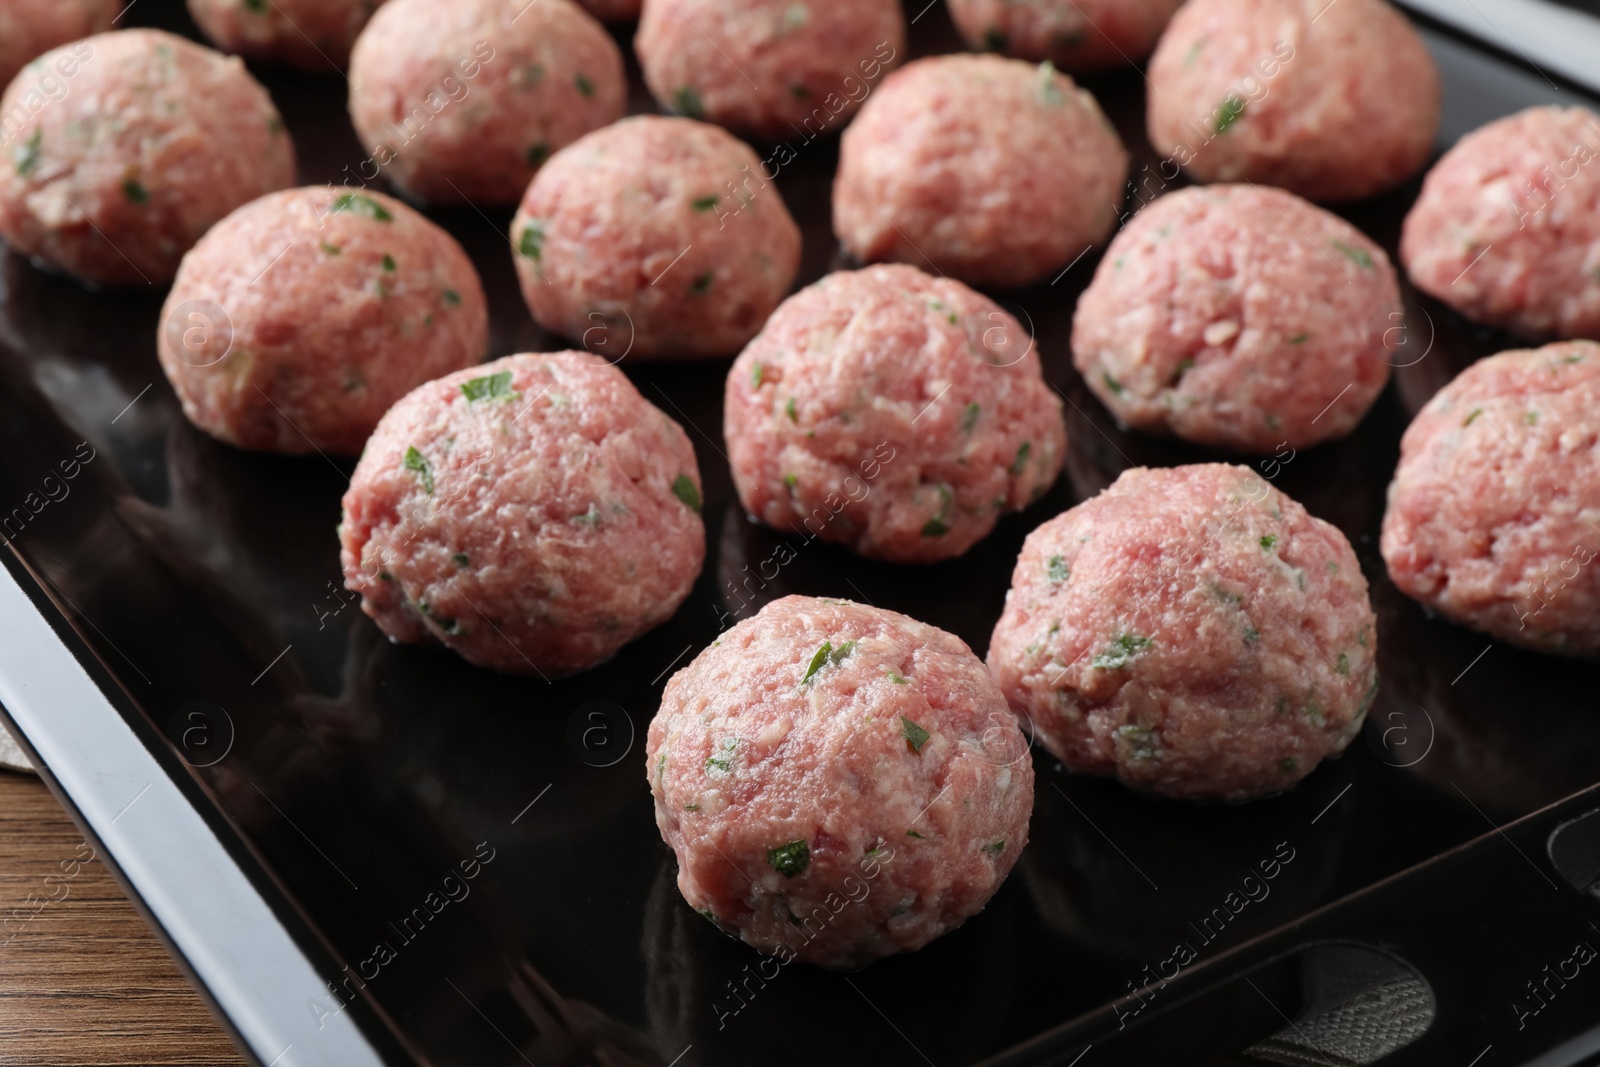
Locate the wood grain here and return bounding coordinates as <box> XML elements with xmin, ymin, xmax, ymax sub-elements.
<box><xmin>0</xmin><ymin>770</ymin><xmax>247</xmax><ymax>1067</ymax></box>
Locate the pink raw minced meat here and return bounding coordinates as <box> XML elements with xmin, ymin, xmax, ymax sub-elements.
<box><xmin>725</xmin><ymin>264</ymin><xmax>1066</xmax><ymax>563</ymax></box>
<box><xmin>648</xmin><ymin>595</ymin><xmax>1034</xmax><ymax>968</ymax></box>
<box><xmin>0</xmin><ymin>29</ymin><xmax>295</xmax><ymax>286</ymax></box>
<box><xmin>947</xmin><ymin>0</ymin><xmax>1184</xmax><ymax>72</ymax></box>
<box><xmin>187</xmin><ymin>0</ymin><xmax>390</xmax><ymax>69</ymax></box>
<box><xmin>1072</xmin><ymin>185</ymin><xmax>1398</xmax><ymax>452</ymax></box>
<box><xmin>158</xmin><ymin>187</ymin><xmax>488</xmax><ymax>456</ymax></box>
<box><xmin>512</xmin><ymin>116</ymin><xmax>801</xmax><ymax>360</ymax></box>
<box><xmin>339</xmin><ymin>351</ymin><xmax>706</xmax><ymax>677</ymax></box>
<box><xmin>0</xmin><ymin>0</ymin><xmax>117</xmax><ymax>88</ymax></box>
<box><xmin>988</xmin><ymin>463</ymin><xmax>1377</xmax><ymax>801</ymax></box>
<box><xmin>833</xmin><ymin>53</ymin><xmax>1127</xmax><ymax>288</ymax></box>
<box><xmin>636</xmin><ymin>0</ymin><xmax>904</xmax><ymax>140</ymax></box>
<box><xmin>348</xmin><ymin>0</ymin><xmax>624</xmax><ymax>205</ymax></box>
<box><xmin>1146</xmin><ymin>0</ymin><xmax>1439</xmax><ymax>202</ymax></box>
<box><xmin>1401</xmin><ymin>106</ymin><xmax>1600</xmax><ymax>341</ymax></box>
<box><xmin>1381</xmin><ymin>340</ymin><xmax>1600</xmax><ymax>658</ymax></box>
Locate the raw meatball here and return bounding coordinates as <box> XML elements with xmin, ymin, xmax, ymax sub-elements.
<box><xmin>0</xmin><ymin>0</ymin><xmax>117</xmax><ymax>89</ymax></box>
<box><xmin>158</xmin><ymin>187</ymin><xmax>488</xmax><ymax>456</ymax></box>
<box><xmin>339</xmin><ymin>351</ymin><xmax>706</xmax><ymax>677</ymax></box>
<box><xmin>0</xmin><ymin>29</ymin><xmax>295</xmax><ymax>286</ymax></box>
<box><xmin>988</xmin><ymin>463</ymin><xmax>1377</xmax><ymax>801</ymax></box>
<box><xmin>834</xmin><ymin>54</ymin><xmax>1127</xmax><ymax>288</ymax></box>
<box><xmin>1073</xmin><ymin>185</ymin><xmax>1398</xmax><ymax>452</ymax></box>
<box><xmin>1381</xmin><ymin>341</ymin><xmax>1600</xmax><ymax>658</ymax></box>
<box><xmin>636</xmin><ymin>0</ymin><xmax>904</xmax><ymax>141</ymax></box>
<box><xmin>647</xmin><ymin>595</ymin><xmax>1033</xmax><ymax>968</ymax></box>
<box><xmin>725</xmin><ymin>264</ymin><xmax>1066</xmax><ymax>563</ymax></box>
<box><xmin>348</xmin><ymin>0</ymin><xmax>624</xmax><ymax>205</ymax></box>
<box><xmin>947</xmin><ymin>0</ymin><xmax>1183</xmax><ymax>72</ymax></box>
<box><xmin>1401</xmin><ymin>107</ymin><xmax>1600</xmax><ymax>340</ymax></box>
<box><xmin>512</xmin><ymin>116</ymin><xmax>801</xmax><ymax>360</ymax></box>
<box><xmin>1146</xmin><ymin>0</ymin><xmax>1440</xmax><ymax>202</ymax></box>
<box><xmin>188</xmin><ymin>0</ymin><xmax>390</xmax><ymax>69</ymax></box>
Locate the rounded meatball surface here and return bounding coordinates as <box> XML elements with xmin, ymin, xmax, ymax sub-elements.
<box><xmin>948</xmin><ymin>0</ymin><xmax>1183</xmax><ymax>72</ymax></box>
<box><xmin>726</xmin><ymin>264</ymin><xmax>1066</xmax><ymax>563</ymax></box>
<box><xmin>636</xmin><ymin>0</ymin><xmax>904</xmax><ymax>141</ymax></box>
<box><xmin>1073</xmin><ymin>185</ymin><xmax>1397</xmax><ymax>452</ymax></box>
<box><xmin>348</xmin><ymin>0</ymin><xmax>624</xmax><ymax>205</ymax></box>
<box><xmin>1381</xmin><ymin>341</ymin><xmax>1600</xmax><ymax>658</ymax></box>
<box><xmin>1402</xmin><ymin>107</ymin><xmax>1600</xmax><ymax>341</ymax></box>
<box><xmin>988</xmin><ymin>464</ymin><xmax>1377</xmax><ymax>801</ymax></box>
<box><xmin>0</xmin><ymin>29</ymin><xmax>295</xmax><ymax>286</ymax></box>
<box><xmin>339</xmin><ymin>352</ymin><xmax>706</xmax><ymax>676</ymax></box>
<box><xmin>158</xmin><ymin>188</ymin><xmax>488</xmax><ymax>456</ymax></box>
<box><xmin>834</xmin><ymin>54</ymin><xmax>1127</xmax><ymax>287</ymax></box>
<box><xmin>648</xmin><ymin>595</ymin><xmax>1033</xmax><ymax>968</ymax></box>
<box><xmin>188</xmin><ymin>0</ymin><xmax>390</xmax><ymax>68</ymax></box>
<box><xmin>512</xmin><ymin>116</ymin><xmax>801</xmax><ymax>360</ymax></box>
<box><xmin>0</xmin><ymin>0</ymin><xmax>117</xmax><ymax>89</ymax></box>
<box><xmin>1146</xmin><ymin>0</ymin><xmax>1439</xmax><ymax>202</ymax></box>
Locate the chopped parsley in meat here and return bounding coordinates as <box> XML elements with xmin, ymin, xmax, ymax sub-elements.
<box><xmin>403</xmin><ymin>446</ymin><xmax>434</xmax><ymax>494</ymax></box>
<box><xmin>1092</xmin><ymin>633</ymin><xmax>1152</xmax><ymax>670</ymax></box>
<box><xmin>767</xmin><ymin>840</ymin><xmax>810</xmax><ymax>878</ymax></box>
<box><xmin>672</xmin><ymin>473</ymin><xmax>701</xmax><ymax>512</ymax></box>
<box><xmin>330</xmin><ymin>192</ymin><xmax>393</xmax><ymax>221</ymax></box>
<box><xmin>800</xmin><ymin>640</ymin><xmax>855</xmax><ymax>684</ymax></box>
<box><xmin>459</xmin><ymin>370</ymin><xmax>518</xmax><ymax>402</ymax></box>
<box><xmin>900</xmin><ymin>716</ymin><xmax>931</xmax><ymax>752</ymax></box>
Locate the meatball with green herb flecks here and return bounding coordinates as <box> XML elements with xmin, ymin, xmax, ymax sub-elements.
<box><xmin>339</xmin><ymin>351</ymin><xmax>706</xmax><ymax>677</ymax></box>
<box><xmin>1145</xmin><ymin>0</ymin><xmax>1439</xmax><ymax>202</ymax></box>
<box><xmin>1072</xmin><ymin>185</ymin><xmax>1398</xmax><ymax>453</ymax></box>
<box><xmin>512</xmin><ymin>115</ymin><xmax>801</xmax><ymax>360</ymax></box>
<box><xmin>1401</xmin><ymin>107</ymin><xmax>1600</xmax><ymax>341</ymax></box>
<box><xmin>348</xmin><ymin>0</ymin><xmax>624</xmax><ymax>205</ymax></box>
<box><xmin>725</xmin><ymin>264</ymin><xmax>1065</xmax><ymax>563</ymax></box>
<box><xmin>988</xmin><ymin>463</ymin><xmax>1377</xmax><ymax>801</ymax></box>
<box><xmin>635</xmin><ymin>0</ymin><xmax>904</xmax><ymax>141</ymax></box>
<box><xmin>158</xmin><ymin>187</ymin><xmax>488</xmax><ymax>455</ymax></box>
<box><xmin>947</xmin><ymin>0</ymin><xmax>1183</xmax><ymax>72</ymax></box>
<box><xmin>0</xmin><ymin>29</ymin><xmax>295</xmax><ymax>286</ymax></box>
<box><xmin>833</xmin><ymin>53</ymin><xmax>1127</xmax><ymax>287</ymax></box>
<box><xmin>188</xmin><ymin>0</ymin><xmax>390</xmax><ymax>69</ymax></box>
<box><xmin>1382</xmin><ymin>341</ymin><xmax>1600</xmax><ymax>658</ymax></box>
<box><xmin>0</xmin><ymin>0</ymin><xmax>117</xmax><ymax>89</ymax></box>
<box><xmin>648</xmin><ymin>595</ymin><xmax>1033</xmax><ymax>968</ymax></box>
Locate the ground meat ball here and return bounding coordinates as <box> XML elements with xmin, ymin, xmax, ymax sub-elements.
<box><xmin>648</xmin><ymin>595</ymin><xmax>1033</xmax><ymax>968</ymax></box>
<box><xmin>636</xmin><ymin>0</ymin><xmax>904</xmax><ymax>142</ymax></box>
<box><xmin>0</xmin><ymin>29</ymin><xmax>294</xmax><ymax>286</ymax></box>
<box><xmin>1146</xmin><ymin>0</ymin><xmax>1439</xmax><ymax>203</ymax></box>
<box><xmin>158</xmin><ymin>188</ymin><xmax>488</xmax><ymax>456</ymax></box>
<box><xmin>339</xmin><ymin>352</ymin><xmax>705</xmax><ymax>676</ymax></box>
<box><xmin>348</xmin><ymin>0</ymin><xmax>624</xmax><ymax>205</ymax></box>
<box><xmin>725</xmin><ymin>264</ymin><xmax>1066</xmax><ymax>563</ymax></box>
<box><xmin>947</xmin><ymin>0</ymin><xmax>1183</xmax><ymax>72</ymax></box>
<box><xmin>188</xmin><ymin>0</ymin><xmax>390</xmax><ymax>69</ymax></box>
<box><xmin>1381</xmin><ymin>341</ymin><xmax>1600</xmax><ymax>658</ymax></box>
<box><xmin>834</xmin><ymin>54</ymin><xmax>1126</xmax><ymax>288</ymax></box>
<box><xmin>988</xmin><ymin>463</ymin><xmax>1377</xmax><ymax>801</ymax></box>
<box><xmin>1401</xmin><ymin>107</ymin><xmax>1600</xmax><ymax>340</ymax></box>
<box><xmin>0</xmin><ymin>0</ymin><xmax>117</xmax><ymax>89</ymax></box>
<box><xmin>512</xmin><ymin>116</ymin><xmax>801</xmax><ymax>360</ymax></box>
<box><xmin>1072</xmin><ymin>185</ymin><xmax>1397</xmax><ymax>452</ymax></box>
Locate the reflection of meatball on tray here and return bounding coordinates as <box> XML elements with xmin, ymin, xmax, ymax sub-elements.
<box><xmin>2</xmin><ymin>2</ymin><xmax>1600</xmax><ymax>1067</ymax></box>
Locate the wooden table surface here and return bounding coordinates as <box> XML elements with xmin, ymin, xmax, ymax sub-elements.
<box><xmin>0</xmin><ymin>769</ymin><xmax>247</xmax><ymax>1067</ymax></box>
